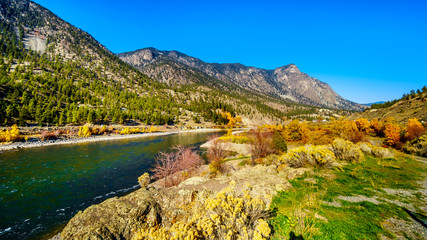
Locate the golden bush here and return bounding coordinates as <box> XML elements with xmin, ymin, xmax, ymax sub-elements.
<box><xmin>331</xmin><ymin>138</ymin><xmax>364</xmax><ymax>162</ymax></box>
<box><xmin>280</xmin><ymin>145</ymin><xmax>336</xmax><ymax>168</ymax></box>
<box><xmin>406</xmin><ymin>118</ymin><xmax>425</xmax><ymax>141</ymax></box>
<box><xmin>284</xmin><ymin>120</ymin><xmax>309</xmax><ymax>142</ymax></box>
<box><xmin>371</xmin><ymin>146</ymin><xmax>394</xmax><ymax>159</ymax></box>
<box><xmin>0</xmin><ymin>124</ymin><xmax>21</xmax><ymax>142</ymax></box>
<box><xmin>354</xmin><ymin>118</ymin><xmax>371</xmax><ymax>133</ymax></box>
<box><xmin>384</xmin><ymin>123</ymin><xmax>401</xmax><ymax>147</ymax></box>
<box><xmin>78</xmin><ymin>125</ymin><xmax>92</xmax><ymax>137</ymax></box>
<box><xmin>132</xmin><ymin>182</ymin><xmax>271</xmax><ymax>240</ymax></box>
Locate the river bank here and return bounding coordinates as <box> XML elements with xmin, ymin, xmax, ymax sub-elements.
<box><xmin>0</xmin><ymin>128</ymin><xmax>222</xmax><ymax>151</ymax></box>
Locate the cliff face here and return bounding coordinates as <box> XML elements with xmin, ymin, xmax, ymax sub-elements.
<box><xmin>119</xmin><ymin>48</ymin><xmax>365</xmax><ymax>111</ymax></box>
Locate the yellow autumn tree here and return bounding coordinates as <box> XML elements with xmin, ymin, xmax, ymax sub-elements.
<box><xmin>285</xmin><ymin>120</ymin><xmax>309</xmax><ymax>142</ymax></box>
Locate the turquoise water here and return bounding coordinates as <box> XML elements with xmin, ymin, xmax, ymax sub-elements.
<box><xmin>0</xmin><ymin>131</ymin><xmax>221</xmax><ymax>240</ymax></box>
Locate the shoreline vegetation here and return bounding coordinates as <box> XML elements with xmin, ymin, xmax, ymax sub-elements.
<box><xmin>0</xmin><ymin>127</ymin><xmax>224</xmax><ymax>151</ymax></box>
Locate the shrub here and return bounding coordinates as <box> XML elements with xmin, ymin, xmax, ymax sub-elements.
<box><xmin>40</xmin><ymin>130</ymin><xmax>61</xmax><ymax>141</ymax></box>
<box><xmin>207</xmin><ymin>134</ymin><xmax>226</xmax><ymax>162</ymax></box>
<box><xmin>207</xmin><ymin>134</ymin><xmax>226</xmax><ymax>176</ymax></box>
<box><xmin>307</xmin><ymin>128</ymin><xmax>333</xmax><ymax>145</ymax></box>
<box><xmin>370</xmin><ymin>119</ymin><xmax>384</xmax><ymax>137</ymax></box>
<box><xmin>152</xmin><ymin>145</ymin><xmax>203</xmax><ymax>187</ymax></box>
<box><xmin>138</xmin><ymin>173</ymin><xmax>150</xmax><ymax>188</ymax></box>
<box><xmin>272</xmin><ymin>131</ymin><xmax>287</xmax><ymax>153</ymax></box>
<box><xmin>403</xmin><ymin>133</ymin><xmax>427</xmax><ymax>157</ymax></box>
<box><xmin>357</xmin><ymin>142</ymin><xmax>373</xmax><ymax>155</ymax></box>
<box><xmin>78</xmin><ymin>125</ymin><xmax>92</xmax><ymax>137</ymax></box>
<box><xmin>132</xmin><ymin>181</ymin><xmax>271</xmax><ymax>240</ymax></box>
<box><xmin>354</xmin><ymin>118</ymin><xmax>371</xmax><ymax>133</ymax></box>
<box><xmin>250</xmin><ymin>130</ymin><xmax>274</xmax><ymax>164</ymax></box>
<box><xmin>218</xmin><ymin>134</ymin><xmax>250</xmax><ymax>144</ymax></box>
<box><xmin>371</xmin><ymin>146</ymin><xmax>394</xmax><ymax>159</ymax></box>
<box><xmin>331</xmin><ymin>138</ymin><xmax>364</xmax><ymax>162</ymax></box>
<box><xmin>281</xmin><ymin>145</ymin><xmax>336</xmax><ymax>168</ymax></box>
<box><xmin>384</xmin><ymin>123</ymin><xmax>401</xmax><ymax>147</ymax></box>
<box><xmin>0</xmin><ymin>124</ymin><xmax>21</xmax><ymax>142</ymax></box>
<box><xmin>285</xmin><ymin>120</ymin><xmax>309</xmax><ymax>142</ymax></box>
<box><xmin>406</xmin><ymin>118</ymin><xmax>425</xmax><ymax>141</ymax></box>
<box><xmin>120</xmin><ymin>127</ymin><xmax>141</xmax><ymax>135</ymax></box>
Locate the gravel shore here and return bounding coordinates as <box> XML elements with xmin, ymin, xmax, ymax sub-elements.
<box><xmin>0</xmin><ymin>128</ymin><xmax>222</xmax><ymax>152</ymax></box>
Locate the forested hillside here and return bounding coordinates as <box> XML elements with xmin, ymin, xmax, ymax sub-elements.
<box><xmin>0</xmin><ymin>0</ymin><xmax>287</xmax><ymax>127</ymax></box>
<box><xmin>0</xmin><ymin>0</ymin><xmax>354</xmax><ymax>128</ymax></box>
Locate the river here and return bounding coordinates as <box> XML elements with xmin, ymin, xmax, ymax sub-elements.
<box><xmin>0</xmin><ymin>131</ymin><xmax>222</xmax><ymax>240</ymax></box>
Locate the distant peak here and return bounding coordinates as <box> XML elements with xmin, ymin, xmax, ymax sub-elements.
<box><xmin>276</xmin><ymin>63</ymin><xmax>300</xmax><ymax>73</ymax></box>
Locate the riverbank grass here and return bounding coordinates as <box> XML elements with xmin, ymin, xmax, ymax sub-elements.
<box><xmin>270</xmin><ymin>155</ymin><xmax>426</xmax><ymax>239</ymax></box>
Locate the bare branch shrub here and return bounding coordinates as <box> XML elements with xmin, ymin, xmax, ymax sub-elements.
<box><xmin>207</xmin><ymin>134</ymin><xmax>225</xmax><ymax>162</ymax></box>
<box><xmin>249</xmin><ymin>130</ymin><xmax>274</xmax><ymax>165</ymax></box>
<box><xmin>41</xmin><ymin>130</ymin><xmax>61</xmax><ymax>141</ymax></box>
<box><xmin>151</xmin><ymin>145</ymin><xmax>202</xmax><ymax>187</ymax></box>
<box><xmin>207</xmin><ymin>134</ymin><xmax>226</xmax><ymax>176</ymax></box>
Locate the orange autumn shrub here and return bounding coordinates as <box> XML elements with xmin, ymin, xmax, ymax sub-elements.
<box><xmin>354</xmin><ymin>118</ymin><xmax>371</xmax><ymax>133</ymax></box>
<box><xmin>307</xmin><ymin>128</ymin><xmax>334</xmax><ymax>145</ymax></box>
<box><xmin>406</xmin><ymin>118</ymin><xmax>425</xmax><ymax>141</ymax></box>
<box><xmin>384</xmin><ymin>123</ymin><xmax>401</xmax><ymax>147</ymax></box>
<box><xmin>370</xmin><ymin>119</ymin><xmax>384</xmax><ymax>137</ymax></box>
<box><xmin>330</xmin><ymin>118</ymin><xmax>366</xmax><ymax>143</ymax></box>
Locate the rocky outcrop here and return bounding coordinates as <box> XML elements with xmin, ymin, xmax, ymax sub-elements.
<box><xmin>61</xmin><ymin>189</ymin><xmax>161</xmax><ymax>240</ymax></box>
<box><xmin>118</xmin><ymin>48</ymin><xmax>365</xmax><ymax>111</ymax></box>
<box><xmin>59</xmin><ymin>161</ymin><xmax>307</xmax><ymax>240</ymax></box>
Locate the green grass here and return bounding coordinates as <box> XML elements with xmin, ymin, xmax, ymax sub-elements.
<box><xmin>270</xmin><ymin>155</ymin><xmax>426</xmax><ymax>239</ymax></box>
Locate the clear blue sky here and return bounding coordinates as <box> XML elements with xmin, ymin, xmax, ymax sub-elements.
<box><xmin>33</xmin><ymin>0</ymin><xmax>426</xmax><ymax>104</ymax></box>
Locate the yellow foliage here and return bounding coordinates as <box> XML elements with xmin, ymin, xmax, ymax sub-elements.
<box><xmin>354</xmin><ymin>118</ymin><xmax>371</xmax><ymax>133</ymax></box>
<box><xmin>0</xmin><ymin>124</ymin><xmax>21</xmax><ymax>142</ymax></box>
<box><xmin>218</xmin><ymin>134</ymin><xmax>250</xmax><ymax>144</ymax></box>
<box><xmin>132</xmin><ymin>181</ymin><xmax>271</xmax><ymax>240</ymax></box>
<box><xmin>78</xmin><ymin>125</ymin><xmax>92</xmax><ymax>137</ymax></box>
<box><xmin>284</xmin><ymin>120</ymin><xmax>309</xmax><ymax>142</ymax></box>
<box><xmin>149</xmin><ymin>126</ymin><xmax>158</xmax><ymax>133</ymax></box>
<box><xmin>220</xmin><ymin>111</ymin><xmax>243</xmax><ymax>127</ymax></box>
<box><xmin>331</xmin><ymin>138</ymin><xmax>364</xmax><ymax>162</ymax></box>
<box><xmin>120</xmin><ymin>127</ymin><xmax>141</xmax><ymax>135</ymax></box>
<box><xmin>280</xmin><ymin>145</ymin><xmax>336</xmax><ymax>168</ymax></box>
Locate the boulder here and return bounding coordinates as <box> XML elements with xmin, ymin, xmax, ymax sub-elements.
<box><xmin>61</xmin><ymin>189</ymin><xmax>161</xmax><ymax>240</ymax></box>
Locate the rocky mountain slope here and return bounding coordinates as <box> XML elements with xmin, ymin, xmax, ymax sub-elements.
<box><xmin>118</xmin><ymin>48</ymin><xmax>365</xmax><ymax>111</ymax></box>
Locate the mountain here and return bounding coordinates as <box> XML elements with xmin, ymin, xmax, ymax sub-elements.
<box><xmin>361</xmin><ymin>101</ymin><xmax>385</xmax><ymax>107</ymax></box>
<box><xmin>118</xmin><ymin>48</ymin><xmax>365</xmax><ymax>111</ymax></box>
<box><xmin>1</xmin><ymin>0</ymin><xmax>316</xmax><ymax>128</ymax></box>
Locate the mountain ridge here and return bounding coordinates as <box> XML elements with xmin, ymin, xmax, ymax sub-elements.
<box><xmin>118</xmin><ymin>47</ymin><xmax>365</xmax><ymax>111</ymax></box>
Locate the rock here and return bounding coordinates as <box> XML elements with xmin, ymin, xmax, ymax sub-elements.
<box><xmin>61</xmin><ymin>189</ymin><xmax>161</xmax><ymax>240</ymax></box>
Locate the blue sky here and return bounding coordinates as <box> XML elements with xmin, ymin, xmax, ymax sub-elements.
<box><xmin>33</xmin><ymin>0</ymin><xmax>426</xmax><ymax>103</ymax></box>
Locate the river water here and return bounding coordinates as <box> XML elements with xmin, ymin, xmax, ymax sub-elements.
<box><xmin>0</xmin><ymin>131</ymin><xmax>221</xmax><ymax>240</ymax></box>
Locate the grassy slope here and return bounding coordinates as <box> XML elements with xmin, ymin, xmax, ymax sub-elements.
<box><xmin>349</xmin><ymin>93</ymin><xmax>427</xmax><ymax>123</ymax></box>
<box><xmin>270</xmin><ymin>156</ymin><xmax>426</xmax><ymax>239</ymax></box>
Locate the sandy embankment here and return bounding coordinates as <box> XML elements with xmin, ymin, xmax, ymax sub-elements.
<box><xmin>0</xmin><ymin>128</ymin><xmax>222</xmax><ymax>151</ymax></box>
